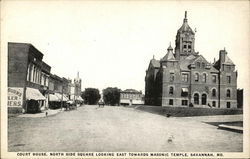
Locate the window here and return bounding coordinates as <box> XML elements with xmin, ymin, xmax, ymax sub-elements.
<box><xmin>202</xmin><ymin>94</ymin><xmax>207</xmax><ymax>105</ymax></box>
<box><xmin>212</xmin><ymin>89</ymin><xmax>216</xmax><ymax>97</ymax></box>
<box><xmin>227</xmin><ymin>76</ymin><xmax>231</xmax><ymax>83</ymax></box>
<box><xmin>170</xmin><ymin>73</ymin><xmax>174</xmax><ymax>82</ymax></box>
<box><xmin>182</xmin><ymin>74</ymin><xmax>188</xmax><ymax>82</ymax></box>
<box><xmin>169</xmin><ymin>87</ymin><xmax>174</xmax><ymax>95</ymax></box>
<box><xmin>227</xmin><ymin>66</ymin><xmax>231</xmax><ymax>71</ymax></box>
<box><xmin>202</xmin><ymin>73</ymin><xmax>207</xmax><ymax>83</ymax></box>
<box><xmin>182</xmin><ymin>100</ymin><xmax>188</xmax><ymax>106</ymax></box>
<box><xmin>181</xmin><ymin>88</ymin><xmax>188</xmax><ymax>97</ymax></box>
<box><xmin>196</xmin><ymin>62</ymin><xmax>200</xmax><ymax>68</ymax></box>
<box><xmin>188</xmin><ymin>45</ymin><xmax>191</xmax><ymax>49</ymax></box>
<box><xmin>212</xmin><ymin>75</ymin><xmax>216</xmax><ymax>83</ymax></box>
<box><xmin>226</xmin><ymin>89</ymin><xmax>231</xmax><ymax>97</ymax></box>
<box><xmin>169</xmin><ymin>99</ymin><xmax>173</xmax><ymax>105</ymax></box>
<box><xmin>194</xmin><ymin>93</ymin><xmax>199</xmax><ymax>104</ymax></box>
<box><xmin>202</xmin><ymin>63</ymin><xmax>205</xmax><ymax>68</ymax></box>
<box><xmin>212</xmin><ymin>101</ymin><xmax>216</xmax><ymax>107</ymax></box>
<box><xmin>227</xmin><ymin>102</ymin><xmax>231</xmax><ymax>108</ymax></box>
<box><xmin>194</xmin><ymin>73</ymin><xmax>199</xmax><ymax>82</ymax></box>
<box><xmin>184</xmin><ymin>44</ymin><xmax>187</xmax><ymax>48</ymax></box>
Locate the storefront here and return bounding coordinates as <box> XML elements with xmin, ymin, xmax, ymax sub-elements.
<box><xmin>25</xmin><ymin>87</ymin><xmax>46</xmax><ymax>113</ymax></box>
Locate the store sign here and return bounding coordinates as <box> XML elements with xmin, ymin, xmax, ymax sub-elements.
<box><xmin>8</xmin><ymin>87</ymin><xmax>23</xmax><ymax>107</ymax></box>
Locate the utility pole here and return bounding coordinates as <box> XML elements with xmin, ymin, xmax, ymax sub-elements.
<box><xmin>61</xmin><ymin>81</ymin><xmax>63</xmax><ymax>110</ymax></box>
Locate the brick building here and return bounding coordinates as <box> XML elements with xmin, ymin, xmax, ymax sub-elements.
<box><xmin>120</xmin><ymin>89</ymin><xmax>144</xmax><ymax>106</ymax></box>
<box><xmin>8</xmin><ymin>42</ymin><xmax>51</xmax><ymax>113</ymax></box>
<box><xmin>145</xmin><ymin>12</ymin><xmax>237</xmax><ymax>108</ymax></box>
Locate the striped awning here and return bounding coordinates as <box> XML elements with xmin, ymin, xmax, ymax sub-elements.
<box><xmin>49</xmin><ymin>94</ymin><xmax>60</xmax><ymax>102</ymax></box>
<box><xmin>55</xmin><ymin>93</ymin><xmax>69</xmax><ymax>101</ymax></box>
<box><xmin>76</xmin><ymin>96</ymin><xmax>83</xmax><ymax>101</ymax></box>
<box><xmin>26</xmin><ymin>87</ymin><xmax>46</xmax><ymax>100</ymax></box>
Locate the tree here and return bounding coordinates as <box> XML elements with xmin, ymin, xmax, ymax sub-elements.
<box><xmin>82</xmin><ymin>88</ymin><xmax>101</xmax><ymax>105</ymax></box>
<box><xmin>103</xmin><ymin>87</ymin><xmax>121</xmax><ymax>106</ymax></box>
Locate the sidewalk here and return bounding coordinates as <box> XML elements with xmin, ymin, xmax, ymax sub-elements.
<box><xmin>18</xmin><ymin>109</ymin><xmax>63</xmax><ymax>118</ymax></box>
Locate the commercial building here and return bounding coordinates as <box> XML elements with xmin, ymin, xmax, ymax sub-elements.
<box><xmin>8</xmin><ymin>42</ymin><xmax>51</xmax><ymax>113</ymax></box>
<box><xmin>145</xmin><ymin>12</ymin><xmax>238</xmax><ymax>108</ymax></box>
<box><xmin>120</xmin><ymin>89</ymin><xmax>144</xmax><ymax>106</ymax></box>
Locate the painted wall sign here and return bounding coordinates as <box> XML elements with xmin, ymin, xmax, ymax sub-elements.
<box><xmin>8</xmin><ymin>87</ymin><xmax>23</xmax><ymax>107</ymax></box>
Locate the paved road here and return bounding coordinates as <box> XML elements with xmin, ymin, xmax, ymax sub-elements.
<box><xmin>8</xmin><ymin>105</ymin><xmax>243</xmax><ymax>152</ymax></box>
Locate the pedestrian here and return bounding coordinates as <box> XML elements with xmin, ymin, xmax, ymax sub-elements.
<box><xmin>45</xmin><ymin>111</ymin><xmax>48</xmax><ymax>117</ymax></box>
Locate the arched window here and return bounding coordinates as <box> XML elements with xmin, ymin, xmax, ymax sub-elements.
<box><xmin>195</xmin><ymin>73</ymin><xmax>199</xmax><ymax>82</ymax></box>
<box><xmin>169</xmin><ymin>87</ymin><xmax>174</xmax><ymax>95</ymax></box>
<box><xmin>212</xmin><ymin>89</ymin><xmax>216</xmax><ymax>97</ymax></box>
<box><xmin>202</xmin><ymin>73</ymin><xmax>207</xmax><ymax>83</ymax></box>
<box><xmin>194</xmin><ymin>93</ymin><xmax>199</xmax><ymax>104</ymax></box>
<box><xmin>226</xmin><ymin>89</ymin><xmax>231</xmax><ymax>97</ymax></box>
<box><xmin>202</xmin><ymin>94</ymin><xmax>207</xmax><ymax>105</ymax></box>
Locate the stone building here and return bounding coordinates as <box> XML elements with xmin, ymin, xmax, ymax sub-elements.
<box><xmin>120</xmin><ymin>89</ymin><xmax>144</xmax><ymax>106</ymax></box>
<box><xmin>8</xmin><ymin>42</ymin><xmax>51</xmax><ymax>113</ymax></box>
<box><xmin>69</xmin><ymin>72</ymin><xmax>83</xmax><ymax>103</ymax></box>
<box><xmin>145</xmin><ymin>11</ymin><xmax>237</xmax><ymax>108</ymax></box>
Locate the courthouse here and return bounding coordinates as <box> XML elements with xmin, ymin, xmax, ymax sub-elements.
<box><xmin>145</xmin><ymin>12</ymin><xmax>237</xmax><ymax>108</ymax></box>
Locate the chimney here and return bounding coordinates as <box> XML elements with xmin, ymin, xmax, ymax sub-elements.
<box><xmin>219</xmin><ymin>48</ymin><xmax>227</xmax><ymax>63</ymax></box>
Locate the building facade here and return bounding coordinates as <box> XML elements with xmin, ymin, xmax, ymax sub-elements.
<box><xmin>145</xmin><ymin>12</ymin><xmax>237</xmax><ymax>109</ymax></box>
<box><xmin>8</xmin><ymin>42</ymin><xmax>51</xmax><ymax>113</ymax></box>
<box><xmin>69</xmin><ymin>72</ymin><xmax>83</xmax><ymax>103</ymax></box>
<box><xmin>120</xmin><ymin>89</ymin><xmax>144</xmax><ymax>106</ymax></box>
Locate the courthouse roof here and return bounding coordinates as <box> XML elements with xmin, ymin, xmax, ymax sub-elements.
<box><xmin>177</xmin><ymin>11</ymin><xmax>195</xmax><ymax>35</ymax></box>
<box><xmin>161</xmin><ymin>51</ymin><xmax>176</xmax><ymax>61</ymax></box>
<box><xmin>224</xmin><ymin>55</ymin><xmax>234</xmax><ymax>65</ymax></box>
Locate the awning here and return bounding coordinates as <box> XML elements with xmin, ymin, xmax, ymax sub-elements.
<box><xmin>26</xmin><ymin>87</ymin><xmax>46</xmax><ymax>100</ymax></box>
<box><xmin>55</xmin><ymin>93</ymin><xmax>69</xmax><ymax>101</ymax></box>
<box><xmin>182</xmin><ymin>88</ymin><xmax>189</xmax><ymax>92</ymax></box>
<box><xmin>76</xmin><ymin>96</ymin><xmax>83</xmax><ymax>101</ymax></box>
<box><xmin>49</xmin><ymin>94</ymin><xmax>60</xmax><ymax>102</ymax></box>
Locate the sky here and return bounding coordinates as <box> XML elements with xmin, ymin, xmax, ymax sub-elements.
<box><xmin>1</xmin><ymin>0</ymin><xmax>250</xmax><ymax>93</ymax></box>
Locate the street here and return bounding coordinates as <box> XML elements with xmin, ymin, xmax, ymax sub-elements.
<box><xmin>8</xmin><ymin>105</ymin><xmax>243</xmax><ymax>152</ymax></box>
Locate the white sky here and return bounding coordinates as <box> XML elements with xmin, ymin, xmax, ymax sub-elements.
<box><xmin>2</xmin><ymin>1</ymin><xmax>250</xmax><ymax>92</ymax></box>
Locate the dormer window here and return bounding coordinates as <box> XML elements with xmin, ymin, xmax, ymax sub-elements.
<box><xmin>202</xmin><ymin>63</ymin><xmax>205</xmax><ymax>68</ymax></box>
<box><xmin>196</xmin><ymin>62</ymin><xmax>200</xmax><ymax>68</ymax></box>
